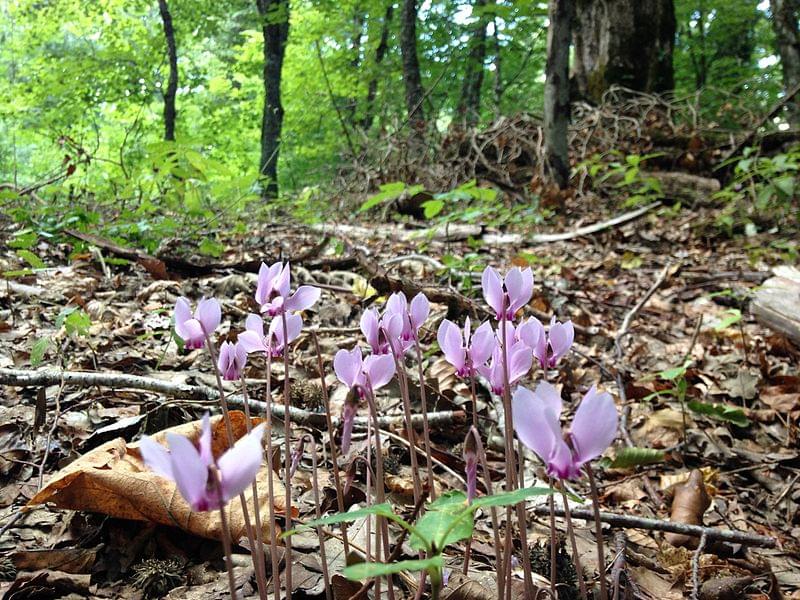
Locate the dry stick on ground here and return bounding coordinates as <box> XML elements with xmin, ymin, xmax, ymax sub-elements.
<box><xmin>530</xmin><ymin>505</ymin><xmax>775</xmax><ymax>548</ymax></box>
<box><xmin>527</xmin><ymin>201</ymin><xmax>662</xmax><ymax>243</ymax></box>
<box><xmin>613</xmin><ymin>263</ymin><xmax>673</xmax><ymax>508</ymax></box>
<box><xmin>0</xmin><ymin>367</ymin><xmax>466</xmax><ymax>431</ymax></box>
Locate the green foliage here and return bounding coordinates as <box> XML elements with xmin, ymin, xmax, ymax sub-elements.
<box><xmin>714</xmin><ymin>146</ymin><xmax>800</xmax><ymax>236</ymax></box>
<box><xmin>30</xmin><ymin>338</ymin><xmax>51</xmax><ymax>367</ymax></box>
<box><xmin>577</xmin><ymin>152</ymin><xmax>664</xmax><ymax>207</ymax></box>
<box><xmin>603</xmin><ymin>447</ymin><xmax>665</xmax><ymax>469</ymax></box>
<box><xmin>687</xmin><ymin>400</ymin><xmax>750</xmax><ymax>427</ymax></box>
<box><xmin>56</xmin><ymin>306</ymin><xmax>92</xmax><ymax>337</ymax></box>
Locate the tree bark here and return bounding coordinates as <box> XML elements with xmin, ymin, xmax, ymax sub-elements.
<box><xmin>572</xmin><ymin>0</ymin><xmax>675</xmax><ymax>103</ymax></box>
<box><xmin>256</xmin><ymin>0</ymin><xmax>290</xmax><ymax>199</ymax></box>
<box><xmin>158</xmin><ymin>0</ymin><xmax>178</xmax><ymax>141</ymax></box>
<box><xmin>362</xmin><ymin>3</ymin><xmax>394</xmax><ymax>132</ymax></box>
<box><xmin>455</xmin><ymin>0</ymin><xmax>491</xmax><ymax>128</ymax></box>
<box><xmin>544</xmin><ymin>0</ymin><xmax>573</xmax><ymax>188</ymax></box>
<box><xmin>400</xmin><ymin>0</ymin><xmax>425</xmax><ymax>131</ymax></box>
<box><xmin>770</xmin><ymin>0</ymin><xmax>800</xmax><ymax>125</ymax></box>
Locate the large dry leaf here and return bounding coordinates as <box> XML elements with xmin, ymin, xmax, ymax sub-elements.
<box><xmin>28</xmin><ymin>411</ymin><xmax>289</xmax><ymax>542</ymax></box>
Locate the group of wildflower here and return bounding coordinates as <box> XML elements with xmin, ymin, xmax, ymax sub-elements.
<box><xmin>140</xmin><ymin>260</ymin><xmax>618</xmax><ymax>598</ymax></box>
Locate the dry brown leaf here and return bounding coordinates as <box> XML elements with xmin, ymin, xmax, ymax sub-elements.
<box><xmin>664</xmin><ymin>469</ymin><xmax>711</xmax><ymax>548</ymax></box>
<box><xmin>27</xmin><ymin>411</ymin><xmax>290</xmax><ymax>542</ymax></box>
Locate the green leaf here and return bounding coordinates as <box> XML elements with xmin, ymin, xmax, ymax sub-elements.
<box><xmin>343</xmin><ymin>555</ymin><xmax>443</xmax><ymax>580</ymax></box>
<box><xmin>606</xmin><ymin>447</ymin><xmax>665</xmax><ymax>469</ymax></box>
<box><xmin>30</xmin><ymin>338</ymin><xmax>50</xmax><ymax>367</ymax></box>
<box><xmin>16</xmin><ymin>250</ymin><xmax>45</xmax><ymax>269</ymax></box>
<box><xmin>293</xmin><ymin>503</ymin><xmax>396</xmax><ymax>534</ymax></box>
<box><xmin>359</xmin><ymin>182</ymin><xmax>407</xmax><ymax>212</ymax></box>
<box><xmin>711</xmin><ymin>309</ymin><xmax>742</xmax><ymax>332</ymax></box>
<box><xmin>471</xmin><ymin>486</ymin><xmax>554</xmax><ymax>509</ymax></box>
<box><xmin>410</xmin><ymin>493</ymin><xmax>472</xmax><ymax>551</ymax></box>
<box><xmin>687</xmin><ymin>400</ymin><xmax>750</xmax><ymax>427</ymax></box>
<box><xmin>422</xmin><ymin>199</ymin><xmax>444</xmax><ymax>219</ymax></box>
<box><xmin>198</xmin><ymin>238</ymin><xmax>225</xmax><ymax>258</ymax></box>
<box><xmin>9</xmin><ymin>231</ymin><xmax>38</xmax><ymax>250</ymax></box>
<box><xmin>658</xmin><ymin>360</ymin><xmax>691</xmax><ymax>381</ymax></box>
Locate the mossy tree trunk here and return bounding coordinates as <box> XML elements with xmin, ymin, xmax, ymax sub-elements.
<box><xmin>572</xmin><ymin>0</ymin><xmax>676</xmax><ymax>103</ymax></box>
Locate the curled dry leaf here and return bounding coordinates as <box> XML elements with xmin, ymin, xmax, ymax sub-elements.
<box><xmin>27</xmin><ymin>411</ymin><xmax>290</xmax><ymax>542</ymax></box>
<box><xmin>664</xmin><ymin>469</ymin><xmax>712</xmax><ymax>548</ymax></box>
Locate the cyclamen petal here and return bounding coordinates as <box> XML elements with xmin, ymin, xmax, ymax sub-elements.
<box><xmin>196</xmin><ymin>298</ymin><xmax>221</xmax><ymax>334</ymax></box>
<box><xmin>570</xmin><ymin>386</ymin><xmax>618</xmax><ymax>467</ymax></box>
<box><xmin>217</xmin><ymin>424</ymin><xmax>266</xmax><ymax>502</ymax></box>
<box><xmin>361</xmin><ymin>309</ymin><xmax>382</xmax><ymax>354</ymax></box>
<box><xmin>469</xmin><ymin>321</ymin><xmax>496</xmax><ymax>367</ymax></box>
<box><xmin>512</xmin><ymin>387</ymin><xmax>560</xmax><ymax>472</ymax></box>
<box><xmin>364</xmin><ymin>354</ymin><xmax>396</xmax><ymax>390</ymax></box>
<box><xmin>548</xmin><ymin>319</ymin><xmax>574</xmax><ymax>366</ymax></box>
<box><xmin>165</xmin><ymin>433</ymin><xmax>209</xmax><ymax>511</ymax></box>
<box><xmin>139</xmin><ymin>436</ymin><xmax>174</xmax><ymax>480</ymax></box>
<box><xmin>437</xmin><ymin>319</ymin><xmax>466</xmax><ymax>372</ymax></box>
<box><xmin>285</xmin><ymin>285</ymin><xmax>321</xmax><ymax>313</ymax></box>
<box><xmin>334</xmin><ymin>347</ymin><xmax>364</xmax><ymax>389</ymax></box>
<box><xmin>481</xmin><ymin>267</ymin><xmax>504</xmax><ymax>319</ymax></box>
<box><xmin>409</xmin><ymin>293</ymin><xmax>430</xmax><ymax>329</ymax></box>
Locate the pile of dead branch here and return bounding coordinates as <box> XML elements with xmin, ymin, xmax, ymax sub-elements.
<box><xmin>340</xmin><ymin>85</ymin><xmax>800</xmax><ymax>201</ymax></box>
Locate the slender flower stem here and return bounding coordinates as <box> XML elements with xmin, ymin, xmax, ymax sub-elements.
<box><xmin>548</xmin><ymin>479</ymin><xmax>558</xmax><ymax>600</ymax></box>
<box><xmin>238</xmin><ymin>373</ymin><xmax>269</xmax><ymax>599</ymax></box>
<box><xmin>302</xmin><ymin>433</ymin><xmax>333</xmax><ymax>600</ymax></box>
<box><xmin>586</xmin><ymin>466</ymin><xmax>609</xmax><ymax>600</ymax></box>
<box><xmin>209</xmin><ymin>468</ymin><xmax>238</xmax><ymax>600</ymax></box>
<box><xmin>203</xmin><ymin>334</ymin><xmax>260</xmax><ymax>596</ymax></box>
<box><xmin>387</xmin><ymin>337</ymin><xmax>422</xmax><ymax>505</ymax></box>
<box><xmin>264</xmin><ymin>353</ymin><xmax>281</xmax><ymax>600</ymax></box>
<box><xmin>468</xmin><ymin>375</ymin><xmax>480</xmax><ymax>431</ymax></box>
<box><xmin>474</xmin><ymin>428</ymin><xmax>504</xmax><ymax>598</ymax></box>
<box><xmin>498</xmin><ymin>302</ymin><xmax>516</xmax><ymax>600</ymax></box>
<box><xmin>365</xmin><ymin>381</ymin><xmax>395</xmax><ymax>600</ymax></box>
<box><xmin>279</xmin><ymin>311</ymin><xmax>293</xmax><ymax>599</ymax></box>
<box><xmin>559</xmin><ymin>483</ymin><xmax>589</xmax><ymax>600</ymax></box>
<box><xmin>310</xmin><ymin>331</ymin><xmax>350</xmax><ymax>556</ymax></box>
<box><xmin>412</xmin><ymin>336</ymin><xmax>436</xmax><ymax>500</ymax></box>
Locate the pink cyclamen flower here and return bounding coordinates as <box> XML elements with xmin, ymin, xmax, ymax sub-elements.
<box><xmin>360</xmin><ymin>308</ymin><xmax>390</xmax><ymax>355</ymax></box>
<box><xmin>217</xmin><ymin>341</ymin><xmax>247</xmax><ymax>381</ymax></box>
<box><xmin>333</xmin><ymin>346</ymin><xmax>396</xmax><ymax>453</ymax></box>
<box><xmin>476</xmin><ymin>330</ymin><xmax>533</xmax><ymax>395</ymax></box>
<box><xmin>255</xmin><ymin>261</ymin><xmax>320</xmax><ymax>317</ymax></box>
<box><xmin>481</xmin><ymin>266</ymin><xmax>534</xmax><ymax>321</ymax></box>
<box><xmin>140</xmin><ymin>414</ymin><xmax>265</xmax><ymax>512</ymax></box>
<box><xmin>383</xmin><ymin>292</ymin><xmax>430</xmax><ymax>354</ymax></box>
<box><xmin>520</xmin><ymin>316</ymin><xmax>574</xmax><ymax>369</ymax></box>
<box><xmin>437</xmin><ymin>317</ymin><xmax>495</xmax><ymax>378</ymax></box>
<box><xmin>512</xmin><ymin>382</ymin><xmax>618</xmax><ymax>480</ymax></box>
<box><xmin>174</xmin><ymin>297</ymin><xmax>221</xmax><ymax>350</ymax></box>
<box><xmin>238</xmin><ymin>313</ymin><xmax>302</xmax><ymax>358</ymax></box>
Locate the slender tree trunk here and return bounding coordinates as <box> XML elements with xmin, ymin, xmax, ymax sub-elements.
<box><xmin>362</xmin><ymin>3</ymin><xmax>394</xmax><ymax>132</ymax></box>
<box><xmin>770</xmin><ymin>0</ymin><xmax>800</xmax><ymax>124</ymax></box>
<box><xmin>492</xmin><ymin>16</ymin><xmax>503</xmax><ymax>117</ymax></box>
<box><xmin>346</xmin><ymin>12</ymin><xmax>366</xmax><ymax>127</ymax></box>
<box><xmin>544</xmin><ymin>0</ymin><xmax>573</xmax><ymax>189</ymax></box>
<box><xmin>158</xmin><ymin>0</ymin><xmax>178</xmax><ymax>141</ymax></box>
<box><xmin>256</xmin><ymin>0</ymin><xmax>290</xmax><ymax>199</ymax></box>
<box><xmin>572</xmin><ymin>0</ymin><xmax>675</xmax><ymax>102</ymax></box>
<box><xmin>400</xmin><ymin>0</ymin><xmax>425</xmax><ymax>131</ymax></box>
<box><xmin>455</xmin><ymin>0</ymin><xmax>491</xmax><ymax>128</ymax></box>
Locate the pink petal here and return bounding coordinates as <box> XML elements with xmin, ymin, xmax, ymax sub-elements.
<box><xmin>364</xmin><ymin>354</ymin><xmax>396</xmax><ymax>390</ymax></box>
<box><xmin>174</xmin><ymin>298</ymin><xmax>192</xmax><ymax>328</ymax></box>
<box><xmin>531</xmin><ymin>381</ymin><xmax>563</xmax><ymax>418</ymax></box>
<box><xmin>245</xmin><ymin>314</ymin><xmax>264</xmax><ymax>335</ymax></box>
<box><xmin>238</xmin><ymin>330</ymin><xmax>267</xmax><ymax>354</ymax></box>
<box><xmin>386</xmin><ymin>292</ymin><xmax>407</xmax><ymax>316</ymax></box>
<box><xmin>176</xmin><ymin>318</ymin><xmax>205</xmax><ymax>348</ymax></box>
<box><xmin>469</xmin><ymin>321</ymin><xmax>496</xmax><ymax>366</ymax></box>
<box><xmin>570</xmin><ymin>386</ymin><xmax>618</xmax><ymax>466</ymax></box>
<box><xmin>334</xmin><ymin>347</ymin><xmax>363</xmax><ymax>388</ymax></box>
<box><xmin>512</xmin><ymin>386</ymin><xmax>559</xmax><ymax>465</ymax></box>
<box><xmin>196</xmin><ymin>298</ymin><xmax>221</xmax><ymax>335</ymax></box>
<box><xmin>286</xmin><ymin>285</ymin><xmax>320</xmax><ymax>312</ymax></box>
<box><xmin>276</xmin><ymin>263</ymin><xmax>291</xmax><ymax>298</ymax></box>
<box><xmin>548</xmin><ymin>320</ymin><xmax>574</xmax><ymax>363</ymax></box>
<box><xmin>198</xmin><ymin>413</ymin><xmax>214</xmax><ymax>466</ymax></box>
<box><xmin>437</xmin><ymin>319</ymin><xmax>465</xmax><ymax>371</ymax></box>
<box><xmin>166</xmin><ymin>433</ymin><xmax>208</xmax><ymax>510</ymax></box>
<box><xmin>361</xmin><ymin>309</ymin><xmax>381</xmax><ymax>352</ymax></box>
<box><xmin>409</xmin><ymin>293</ymin><xmax>430</xmax><ymax>329</ymax></box>
<box><xmin>508</xmin><ymin>342</ymin><xmax>533</xmax><ymax>385</ymax></box>
<box><xmin>139</xmin><ymin>436</ymin><xmax>174</xmax><ymax>479</ymax></box>
<box><xmin>255</xmin><ymin>262</ymin><xmax>271</xmax><ymax>305</ymax></box>
<box><xmin>481</xmin><ymin>267</ymin><xmax>504</xmax><ymax>318</ymax></box>
<box><xmin>218</xmin><ymin>423</ymin><xmax>266</xmax><ymax>502</ymax></box>
<box><xmin>517</xmin><ymin>317</ymin><xmax>545</xmax><ymax>351</ymax></box>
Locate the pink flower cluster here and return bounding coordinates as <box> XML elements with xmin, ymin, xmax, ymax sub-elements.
<box><xmin>143</xmin><ymin>261</ymin><xmax>320</xmax><ymax>510</ymax></box>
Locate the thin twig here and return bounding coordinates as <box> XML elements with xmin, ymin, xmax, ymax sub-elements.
<box><xmin>690</xmin><ymin>532</ymin><xmax>707</xmax><ymax>600</ymax></box>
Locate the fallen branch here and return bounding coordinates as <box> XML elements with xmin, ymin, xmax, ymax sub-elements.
<box><xmin>527</xmin><ymin>201</ymin><xmax>662</xmax><ymax>243</ymax></box>
<box><xmin>0</xmin><ymin>367</ymin><xmax>465</xmax><ymax>431</ymax></box>
<box><xmin>531</xmin><ymin>505</ymin><xmax>776</xmax><ymax>548</ymax></box>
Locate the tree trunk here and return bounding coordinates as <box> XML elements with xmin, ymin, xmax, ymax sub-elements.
<box><xmin>770</xmin><ymin>0</ymin><xmax>800</xmax><ymax>125</ymax></box>
<box><xmin>400</xmin><ymin>0</ymin><xmax>425</xmax><ymax>131</ymax></box>
<box><xmin>362</xmin><ymin>3</ymin><xmax>394</xmax><ymax>132</ymax></box>
<box><xmin>256</xmin><ymin>0</ymin><xmax>289</xmax><ymax>199</ymax></box>
<box><xmin>455</xmin><ymin>0</ymin><xmax>491</xmax><ymax>128</ymax></box>
<box><xmin>572</xmin><ymin>0</ymin><xmax>675</xmax><ymax>103</ymax></box>
<box><xmin>544</xmin><ymin>0</ymin><xmax>573</xmax><ymax>189</ymax></box>
<box><xmin>158</xmin><ymin>0</ymin><xmax>178</xmax><ymax>141</ymax></box>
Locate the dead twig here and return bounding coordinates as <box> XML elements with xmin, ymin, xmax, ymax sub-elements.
<box><xmin>0</xmin><ymin>367</ymin><xmax>465</xmax><ymax>431</ymax></box>
<box><xmin>530</xmin><ymin>506</ymin><xmax>774</xmax><ymax>548</ymax></box>
<box><xmin>528</xmin><ymin>201</ymin><xmax>662</xmax><ymax>244</ymax></box>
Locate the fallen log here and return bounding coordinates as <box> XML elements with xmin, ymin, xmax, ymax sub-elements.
<box><xmin>751</xmin><ymin>266</ymin><xmax>800</xmax><ymax>345</ymax></box>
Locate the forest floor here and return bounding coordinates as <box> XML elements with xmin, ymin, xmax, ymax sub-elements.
<box><xmin>0</xmin><ymin>193</ymin><xmax>798</xmax><ymax>599</ymax></box>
